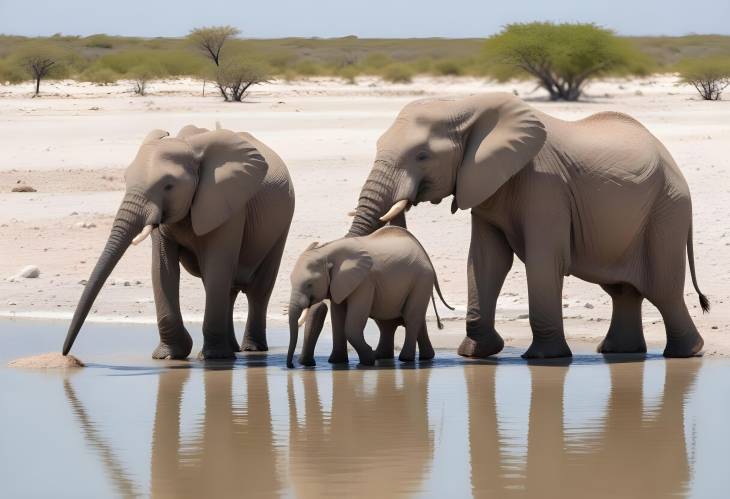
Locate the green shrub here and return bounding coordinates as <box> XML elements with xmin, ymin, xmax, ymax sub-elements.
<box><xmin>0</xmin><ymin>58</ymin><xmax>26</xmax><ymax>84</ymax></box>
<box><xmin>79</xmin><ymin>65</ymin><xmax>120</xmax><ymax>84</ymax></box>
<box><xmin>381</xmin><ymin>64</ymin><xmax>413</xmax><ymax>83</ymax></box>
<box><xmin>677</xmin><ymin>56</ymin><xmax>730</xmax><ymax>100</ymax></box>
<box><xmin>294</xmin><ymin>60</ymin><xmax>323</xmax><ymax>76</ymax></box>
<box><xmin>84</xmin><ymin>34</ymin><xmax>115</xmax><ymax>49</ymax></box>
<box><xmin>338</xmin><ymin>65</ymin><xmax>359</xmax><ymax>84</ymax></box>
<box><xmin>433</xmin><ymin>59</ymin><xmax>463</xmax><ymax>76</ymax></box>
<box><xmin>484</xmin><ymin>22</ymin><xmax>647</xmax><ymax>101</ymax></box>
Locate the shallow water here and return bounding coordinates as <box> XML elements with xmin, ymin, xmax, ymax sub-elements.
<box><xmin>1</xmin><ymin>319</ymin><xmax>729</xmax><ymax>498</ymax></box>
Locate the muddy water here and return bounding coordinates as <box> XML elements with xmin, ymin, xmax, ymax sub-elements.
<box><xmin>1</xmin><ymin>319</ymin><xmax>729</xmax><ymax>498</ymax></box>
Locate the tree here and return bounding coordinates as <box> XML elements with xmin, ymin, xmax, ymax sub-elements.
<box><xmin>677</xmin><ymin>57</ymin><xmax>730</xmax><ymax>100</ymax></box>
<box><xmin>188</xmin><ymin>26</ymin><xmax>240</xmax><ymax>67</ymax></box>
<box><xmin>15</xmin><ymin>43</ymin><xmax>66</xmax><ymax>96</ymax></box>
<box><xmin>484</xmin><ymin>23</ymin><xmax>642</xmax><ymax>101</ymax></box>
<box><xmin>215</xmin><ymin>59</ymin><xmax>270</xmax><ymax>102</ymax></box>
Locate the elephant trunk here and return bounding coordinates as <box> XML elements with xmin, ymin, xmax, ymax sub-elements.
<box><xmin>287</xmin><ymin>301</ymin><xmax>304</xmax><ymax>369</ymax></box>
<box><xmin>62</xmin><ymin>191</ymin><xmax>151</xmax><ymax>355</ymax></box>
<box><xmin>347</xmin><ymin>161</ymin><xmax>406</xmax><ymax>237</ymax></box>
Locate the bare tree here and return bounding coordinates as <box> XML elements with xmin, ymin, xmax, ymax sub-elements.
<box><xmin>188</xmin><ymin>26</ymin><xmax>240</xmax><ymax>67</ymax></box>
<box><xmin>216</xmin><ymin>60</ymin><xmax>270</xmax><ymax>102</ymax></box>
<box><xmin>16</xmin><ymin>44</ymin><xmax>65</xmax><ymax>96</ymax></box>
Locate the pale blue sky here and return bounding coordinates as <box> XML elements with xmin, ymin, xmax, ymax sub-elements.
<box><xmin>2</xmin><ymin>0</ymin><xmax>729</xmax><ymax>37</ymax></box>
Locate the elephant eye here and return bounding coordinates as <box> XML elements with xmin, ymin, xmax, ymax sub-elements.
<box><xmin>164</xmin><ymin>184</ymin><xmax>174</xmax><ymax>191</ymax></box>
<box><xmin>416</xmin><ymin>151</ymin><xmax>429</xmax><ymax>161</ymax></box>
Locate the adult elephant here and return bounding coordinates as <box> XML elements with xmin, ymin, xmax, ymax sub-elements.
<box><xmin>347</xmin><ymin>92</ymin><xmax>708</xmax><ymax>359</ymax></box>
<box><xmin>62</xmin><ymin>125</ymin><xmax>294</xmax><ymax>359</ymax></box>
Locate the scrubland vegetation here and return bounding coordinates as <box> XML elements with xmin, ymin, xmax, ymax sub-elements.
<box><xmin>1</xmin><ymin>24</ymin><xmax>729</xmax><ymax>100</ymax></box>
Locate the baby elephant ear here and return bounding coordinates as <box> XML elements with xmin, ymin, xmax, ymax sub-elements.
<box><xmin>329</xmin><ymin>248</ymin><xmax>373</xmax><ymax>304</ymax></box>
<box><xmin>143</xmin><ymin>129</ymin><xmax>169</xmax><ymax>144</ymax></box>
<box><xmin>186</xmin><ymin>130</ymin><xmax>269</xmax><ymax>236</ymax></box>
<box><xmin>176</xmin><ymin>125</ymin><xmax>209</xmax><ymax>140</ymax></box>
<box><xmin>456</xmin><ymin>94</ymin><xmax>546</xmax><ymax>210</ymax></box>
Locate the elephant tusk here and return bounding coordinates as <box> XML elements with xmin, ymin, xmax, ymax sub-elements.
<box><xmin>297</xmin><ymin>307</ymin><xmax>310</xmax><ymax>327</ymax></box>
<box><xmin>131</xmin><ymin>225</ymin><xmax>154</xmax><ymax>245</ymax></box>
<box><xmin>380</xmin><ymin>199</ymin><xmax>409</xmax><ymax>222</ymax></box>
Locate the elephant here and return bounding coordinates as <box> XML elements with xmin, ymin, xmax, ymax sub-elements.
<box><xmin>287</xmin><ymin>226</ymin><xmax>452</xmax><ymax>367</ymax></box>
<box><xmin>346</xmin><ymin>92</ymin><xmax>709</xmax><ymax>359</ymax></box>
<box><xmin>62</xmin><ymin>125</ymin><xmax>294</xmax><ymax>359</ymax></box>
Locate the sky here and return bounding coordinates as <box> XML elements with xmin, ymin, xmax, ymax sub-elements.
<box><xmin>1</xmin><ymin>0</ymin><xmax>729</xmax><ymax>38</ymax></box>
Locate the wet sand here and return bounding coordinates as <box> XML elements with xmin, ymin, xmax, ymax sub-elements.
<box><xmin>2</xmin><ymin>319</ymin><xmax>729</xmax><ymax>498</ymax></box>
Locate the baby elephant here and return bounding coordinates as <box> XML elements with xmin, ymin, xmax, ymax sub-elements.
<box><xmin>287</xmin><ymin>226</ymin><xmax>452</xmax><ymax>367</ymax></box>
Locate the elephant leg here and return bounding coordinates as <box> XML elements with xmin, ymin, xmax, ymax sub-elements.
<box><xmin>400</xmin><ymin>287</ymin><xmax>430</xmax><ymax>362</ymax></box>
<box><xmin>242</xmin><ymin>233</ymin><xmax>288</xmax><ymax>351</ymax></box>
<box><xmin>151</xmin><ymin>228</ymin><xmax>192</xmax><ymax>360</ymax></box>
<box><xmin>228</xmin><ymin>290</ymin><xmax>241</xmax><ymax>353</ymax></box>
<box><xmin>597</xmin><ymin>283</ymin><xmax>647</xmax><ymax>354</ymax></box>
<box><xmin>328</xmin><ymin>301</ymin><xmax>349</xmax><ymax>364</ymax></box>
<box><xmin>198</xmin><ymin>218</ymin><xmax>245</xmax><ymax>360</ymax></box>
<box><xmin>654</xmin><ymin>300</ymin><xmax>704</xmax><ymax>357</ymax></box>
<box><xmin>374</xmin><ymin>319</ymin><xmax>398</xmax><ymax>360</ymax></box>
<box><xmin>299</xmin><ymin>302</ymin><xmax>329</xmax><ymax>367</ymax></box>
<box><xmin>458</xmin><ymin>216</ymin><xmax>513</xmax><ymax>359</ymax></box>
<box><xmin>417</xmin><ymin>323</ymin><xmax>435</xmax><ymax>361</ymax></box>
<box><xmin>522</xmin><ymin>251</ymin><xmax>571</xmax><ymax>359</ymax></box>
<box><xmin>343</xmin><ymin>283</ymin><xmax>376</xmax><ymax>366</ymax></box>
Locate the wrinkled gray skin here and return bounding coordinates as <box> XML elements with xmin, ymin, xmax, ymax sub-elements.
<box><xmin>63</xmin><ymin>125</ymin><xmax>294</xmax><ymax>359</ymax></box>
<box><xmin>287</xmin><ymin>226</ymin><xmax>451</xmax><ymax>367</ymax></box>
<box><xmin>347</xmin><ymin>92</ymin><xmax>708</xmax><ymax>359</ymax></box>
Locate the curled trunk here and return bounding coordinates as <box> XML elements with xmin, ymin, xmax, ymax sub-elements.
<box><xmin>62</xmin><ymin>192</ymin><xmax>148</xmax><ymax>355</ymax></box>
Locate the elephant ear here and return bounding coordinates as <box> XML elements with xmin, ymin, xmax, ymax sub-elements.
<box><xmin>187</xmin><ymin>129</ymin><xmax>268</xmax><ymax>236</ymax></box>
<box><xmin>329</xmin><ymin>246</ymin><xmax>373</xmax><ymax>304</ymax></box>
<box><xmin>455</xmin><ymin>94</ymin><xmax>546</xmax><ymax>210</ymax></box>
<box><xmin>176</xmin><ymin>124</ymin><xmax>209</xmax><ymax>140</ymax></box>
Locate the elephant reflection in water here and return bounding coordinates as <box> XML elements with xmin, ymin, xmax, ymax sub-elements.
<box><xmin>64</xmin><ymin>366</ymin><xmax>283</xmax><ymax>498</ymax></box>
<box><xmin>288</xmin><ymin>368</ymin><xmax>434</xmax><ymax>498</ymax></box>
<box><xmin>466</xmin><ymin>360</ymin><xmax>699</xmax><ymax>498</ymax></box>
<box><xmin>149</xmin><ymin>366</ymin><xmax>282</xmax><ymax>498</ymax></box>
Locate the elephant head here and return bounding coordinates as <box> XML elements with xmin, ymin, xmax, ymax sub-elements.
<box><xmin>287</xmin><ymin>240</ymin><xmax>372</xmax><ymax>367</ymax></box>
<box><xmin>62</xmin><ymin>126</ymin><xmax>268</xmax><ymax>355</ymax></box>
<box><xmin>347</xmin><ymin>93</ymin><xmax>547</xmax><ymax>236</ymax></box>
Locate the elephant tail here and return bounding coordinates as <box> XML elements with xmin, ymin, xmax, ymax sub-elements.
<box><xmin>687</xmin><ymin>221</ymin><xmax>710</xmax><ymax>313</ymax></box>
<box><xmin>431</xmin><ymin>293</ymin><xmax>444</xmax><ymax>330</ymax></box>
<box><xmin>431</xmin><ymin>272</ymin><xmax>455</xmax><ymax>330</ymax></box>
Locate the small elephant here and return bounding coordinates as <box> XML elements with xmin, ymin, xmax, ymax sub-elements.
<box><xmin>63</xmin><ymin>125</ymin><xmax>294</xmax><ymax>359</ymax></box>
<box><xmin>287</xmin><ymin>226</ymin><xmax>452</xmax><ymax>367</ymax></box>
<box><xmin>347</xmin><ymin>92</ymin><xmax>708</xmax><ymax>359</ymax></box>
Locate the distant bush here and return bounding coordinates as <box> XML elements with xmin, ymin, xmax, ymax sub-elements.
<box><xmin>188</xmin><ymin>26</ymin><xmax>239</xmax><ymax>67</ymax></box>
<box><xmin>382</xmin><ymin>64</ymin><xmax>413</xmax><ymax>83</ymax></box>
<box><xmin>484</xmin><ymin>22</ymin><xmax>647</xmax><ymax>101</ymax></box>
<box><xmin>79</xmin><ymin>65</ymin><xmax>120</xmax><ymax>84</ymax></box>
<box><xmin>338</xmin><ymin>65</ymin><xmax>358</xmax><ymax>84</ymax></box>
<box><xmin>84</xmin><ymin>34</ymin><xmax>115</xmax><ymax>49</ymax></box>
<box><xmin>433</xmin><ymin>60</ymin><xmax>463</xmax><ymax>76</ymax></box>
<box><xmin>294</xmin><ymin>60</ymin><xmax>324</xmax><ymax>76</ymax></box>
<box><xmin>129</xmin><ymin>64</ymin><xmax>163</xmax><ymax>95</ymax></box>
<box><xmin>677</xmin><ymin>56</ymin><xmax>730</xmax><ymax>100</ymax></box>
<box><xmin>215</xmin><ymin>59</ymin><xmax>270</xmax><ymax>101</ymax></box>
<box><xmin>0</xmin><ymin>58</ymin><xmax>26</xmax><ymax>84</ymax></box>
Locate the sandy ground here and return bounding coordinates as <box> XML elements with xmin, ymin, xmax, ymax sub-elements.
<box><xmin>1</xmin><ymin>75</ymin><xmax>728</xmax><ymax>356</ymax></box>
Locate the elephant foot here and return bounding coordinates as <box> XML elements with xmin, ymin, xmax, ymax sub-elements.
<box><xmin>241</xmin><ymin>335</ymin><xmax>268</xmax><ymax>352</ymax></box>
<box><xmin>664</xmin><ymin>332</ymin><xmax>704</xmax><ymax>358</ymax></box>
<box><xmin>597</xmin><ymin>334</ymin><xmax>647</xmax><ymax>354</ymax></box>
<box><xmin>152</xmin><ymin>338</ymin><xmax>192</xmax><ymax>360</ymax></box>
<box><xmin>457</xmin><ymin>334</ymin><xmax>504</xmax><ymax>358</ymax></box>
<box><xmin>197</xmin><ymin>343</ymin><xmax>236</xmax><ymax>360</ymax></box>
<box><xmin>328</xmin><ymin>350</ymin><xmax>349</xmax><ymax>364</ymax></box>
<box><xmin>522</xmin><ymin>337</ymin><xmax>572</xmax><ymax>359</ymax></box>
<box><xmin>298</xmin><ymin>355</ymin><xmax>316</xmax><ymax>367</ymax></box>
<box><xmin>419</xmin><ymin>345</ymin><xmax>435</xmax><ymax>361</ymax></box>
<box><xmin>398</xmin><ymin>351</ymin><xmax>415</xmax><ymax>362</ymax></box>
<box><xmin>358</xmin><ymin>349</ymin><xmax>376</xmax><ymax>366</ymax></box>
